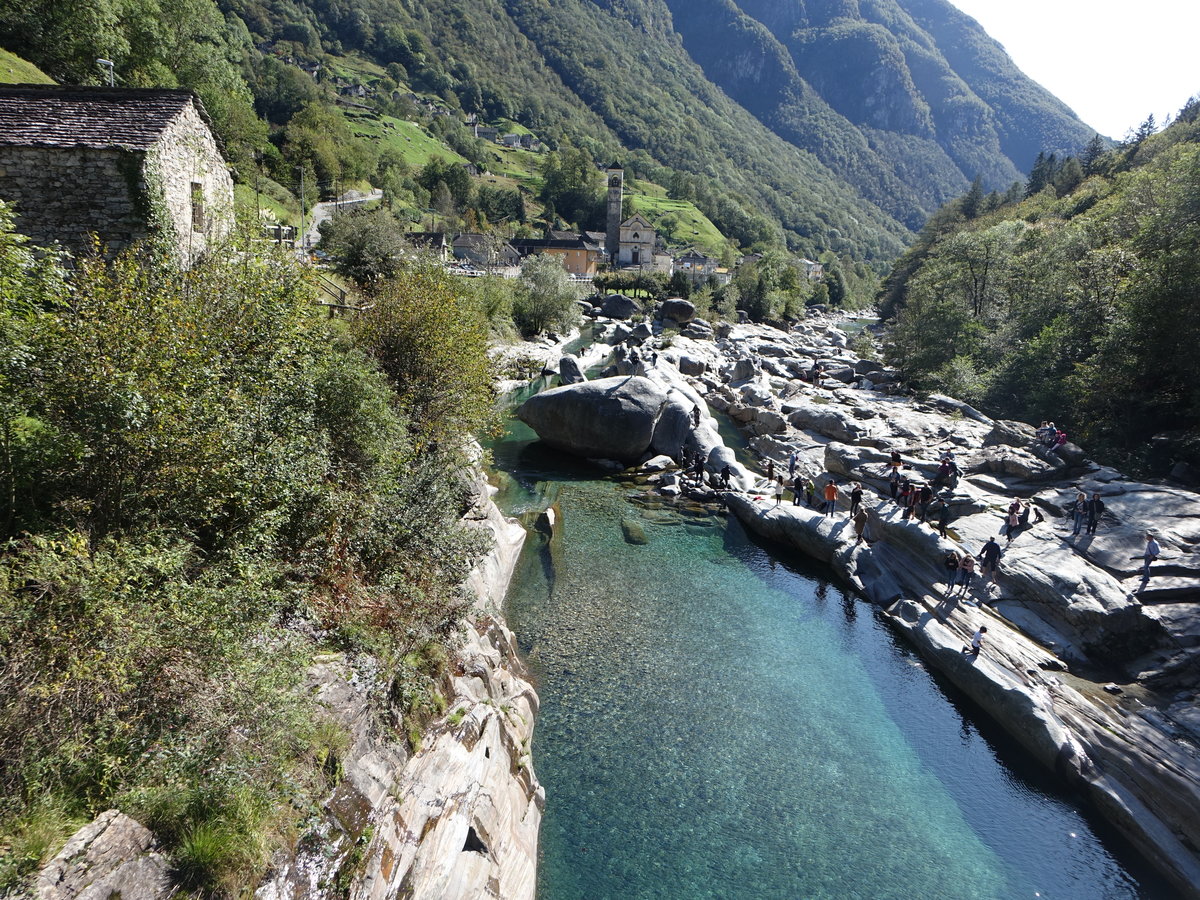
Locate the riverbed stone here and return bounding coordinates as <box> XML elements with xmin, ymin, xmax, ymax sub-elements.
<box><xmin>517</xmin><ymin>376</ymin><xmax>668</xmax><ymax>464</ymax></box>
<box><xmin>558</xmin><ymin>355</ymin><xmax>586</xmax><ymax>385</ymax></box>
<box><xmin>600</xmin><ymin>293</ymin><xmax>640</xmax><ymax>319</ymax></box>
<box><xmin>38</xmin><ymin>811</ymin><xmax>173</xmax><ymax>900</ymax></box>
<box><xmin>661</xmin><ymin>298</ymin><xmax>695</xmax><ymax>323</ymax></box>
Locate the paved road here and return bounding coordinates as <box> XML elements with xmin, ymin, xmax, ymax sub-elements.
<box><xmin>303</xmin><ymin>189</ymin><xmax>383</xmax><ymax>249</ymax></box>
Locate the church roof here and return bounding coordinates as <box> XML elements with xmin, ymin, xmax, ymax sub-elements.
<box><xmin>0</xmin><ymin>85</ymin><xmax>214</xmax><ymax>151</ymax></box>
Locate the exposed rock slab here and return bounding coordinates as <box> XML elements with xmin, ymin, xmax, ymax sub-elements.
<box><xmin>38</xmin><ymin>811</ymin><xmax>173</xmax><ymax>900</ymax></box>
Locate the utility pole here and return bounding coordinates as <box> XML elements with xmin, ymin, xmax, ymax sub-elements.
<box><xmin>298</xmin><ymin>167</ymin><xmax>307</xmax><ymax>253</ymax></box>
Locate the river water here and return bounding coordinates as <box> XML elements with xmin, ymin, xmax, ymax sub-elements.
<box><xmin>489</xmin><ymin>390</ymin><xmax>1170</xmax><ymax>900</ymax></box>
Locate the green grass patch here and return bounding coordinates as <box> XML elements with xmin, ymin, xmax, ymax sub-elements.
<box><xmin>346</xmin><ymin>113</ymin><xmax>467</xmax><ymax>169</ymax></box>
<box><xmin>626</xmin><ymin>182</ymin><xmax>728</xmax><ymax>255</ymax></box>
<box><xmin>0</xmin><ymin>48</ymin><xmax>53</xmax><ymax>84</ymax></box>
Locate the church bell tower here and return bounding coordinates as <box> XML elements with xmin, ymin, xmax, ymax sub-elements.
<box><xmin>605</xmin><ymin>162</ymin><xmax>623</xmax><ymax>268</ymax></box>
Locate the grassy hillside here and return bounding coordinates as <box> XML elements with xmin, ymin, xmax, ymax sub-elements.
<box><xmin>0</xmin><ymin>48</ymin><xmax>52</xmax><ymax>84</ymax></box>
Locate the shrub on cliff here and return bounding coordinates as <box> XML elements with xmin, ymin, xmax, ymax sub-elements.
<box><xmin>0</xmin><ymin>214</ymin><xmax>493</xmax><ymax>891</ymax></box>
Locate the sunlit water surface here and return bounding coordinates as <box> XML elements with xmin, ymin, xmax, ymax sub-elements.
<box><xmin>489</xmin><ymin>397</ymin><xmax>1169</xmax><ymax>900</ymax></box>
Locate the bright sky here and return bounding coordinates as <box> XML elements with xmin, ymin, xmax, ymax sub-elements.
<box><xmin>947</xmin><ymin>0</ymin><xmax>1200</xmax><ymax>139</ymax></box>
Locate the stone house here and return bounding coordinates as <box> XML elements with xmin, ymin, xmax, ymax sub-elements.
<box><xmin>675</xmin><ymin>247</ymin><xmax>717</xmax><ymax>284</ymax></box>
<box><xmin>0</xmin><ymin>85</ymin><xmax>234</xmax><ymax>265</ymax></box>
<box><xmin>452</xmin><ymin>232</ymin><xmax>521</xmax><ymax>270</ymax></box>
<box><xmin>405</xmin><ymin>231</ymin><xmax>449</xmax><ymax>261</ymax></box>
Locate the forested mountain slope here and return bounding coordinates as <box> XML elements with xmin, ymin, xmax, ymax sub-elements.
<box><xmin>0</xmin><ymin>0</ymin><xmax>1098</xmax><ymax>263</ymax></box>
<box><xmin>879</xmin><ymin>99</ymin><xmax>1200</xmax><ymax>475</ymax></box>
<box><xmin>667</xmin><ymin>0</ymin><xmax>1098</xmax><ymax>228</ymax></box>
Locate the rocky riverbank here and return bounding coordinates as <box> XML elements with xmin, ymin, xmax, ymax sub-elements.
<box><xmin>518</xmin><ymin>297</ymin><xmax>1200</xmax><ymax>897</ymax></box>
<box><xmin>36</xmin><ymin>469</ymin><xmax>541</xmax><ymax>900</ymax></box>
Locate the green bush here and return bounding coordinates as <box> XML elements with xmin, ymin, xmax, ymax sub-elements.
<box><xmin>0</xmin><ymin>215</ymin><xmax>496</xmax><ymax>891</ymax></box>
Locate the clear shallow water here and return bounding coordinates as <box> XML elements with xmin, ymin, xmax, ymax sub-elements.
<box><xmin>490</xmin><ymin>408</ymin><xmax>1170</xmax><ymax>900</ymax></box>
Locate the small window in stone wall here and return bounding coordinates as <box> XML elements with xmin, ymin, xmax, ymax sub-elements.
<box><xmin>191</xmin><ymin>182</ymin><xmax>205</xmax><ymax>232</ymax></box>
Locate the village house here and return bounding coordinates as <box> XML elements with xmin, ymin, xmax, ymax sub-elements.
<box><xmin>452</xmin><ymin>232</ymin><xmax>521</xmax><ymax>270</ymax></box>
<box><xmin>800</xmin><ymin>258</ymin><xmax>824</xmax><ymax>280</ymax></box>
<box><xmin>473</xmin><ymin>125</ymin><xmax>499</xmax><ymax>143</ymax></box>
<box><xmin>405</xmin><ymin>231</ymin><xmax>449</xmax><ymax>261</ymax></box>
<box><xmin>0</xmin><ymin>85</ymin><xmax>234</xmax><ymax>265</ymax></box>
<box><xmin>511</xmin><ymin>233</ymin><xmax>604</xmax><ymax>277</ymax></box>
<box><xmin>675</xmin><ymin>247</ymin><xmax>718</xmax><ymax>284</ymax></box>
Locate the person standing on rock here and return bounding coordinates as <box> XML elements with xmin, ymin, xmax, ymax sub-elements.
<box><xmin>962</xmin><ymin>626</ymin><xmax>987</xmax><ymax>656</ymax></box>
<box><xmin>943</xmin><ymin>549</ymin><xmax>961</xmax><ymax>587</ymax></box>
<box><xmin>1140</xmin><ymin>533</ymin><xmax>1161</xmax><ymax>585</ymax></box>
<box><xmin>917</xmin><ymin>482</ymin><xmax>933</xmax><ymax>522</ymax></box>
<box><xmin>720</xmin><ymin>464</ymin><xmax>732</xmax><ymax>490</ymax></box>
<box><xmin>1004</xmin><ymin>505</ymin><xmax>1022</xmax><ymax>544</ymax></box>
<box><xmin>1085</xmin><ymin>492</ymin><xmax>1105</xmax><ymax>534</ymax></box>
<box><xmin>788</xmin><ymin>451</ymin><xmax>798</xmax><ymax>479</ymax></box>
<box><xmin>692</xmin><ymin>404</ymin><xmax>701</xmax><ymax>428</ymax></box>
<box><xmin>937</xmin><ymin>498</ymin><xmax>952</xmax><ymax>539</ymax></box>
<box><xmin>853</xmin><ymin>505</ymin><xmax>869</xmax><ymax>544</ymax></box>
<box><xmin>774</xmin><ymin>475</ymin><xmax>785</xmax><ymax>507</ymax></box>
<box><xmin>792</xmin><ymin>473</ymin><xmax>804</xmax><ymax>506</ymax></box>
<box><xmin>823</xmin><ymin>479</ymin><xmax>839</xmax><ymax>516</ymax></box>
<box><xmin>888</xmin><ymin>467</ymin><xmax>901</xmax><ymax>502</ymax></box>
<box><xmin>805</xmin><ymin>475</ymin><xmax>816</xmax><ymax>508</ymax></box>
<box><xmin>766</xmin><ymin>459</ymin><xmax>775</xmax><ymax>482</ymax></box>
<box><xmin>1071</xmin><ymin>491</ymin><xmax>1088</xmax><ymax>536</ymax></box>
<box><xmin>850</xmin><ymin>482</ymin><xmax>863</xmax><ymax>518</ymax></box>
<box><xmin>980</xmin><ymin>536</ymin><xmax>1002</xmax><ymax>593</ymax></box>
<box><xmin>953</xmin><ymin>552</ymin><xmax>976</xmax><ymax>597</ymax></box>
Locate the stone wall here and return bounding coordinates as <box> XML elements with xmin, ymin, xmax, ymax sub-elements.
<box><xmin>145</xmin><ymin>101</ymin><xmax>234</xmax><ymax>265</ymax></box>
<box><xmin>0</xmin><ymin>145</ymin><xmax>149</xmax><ymax>256</ymax></box>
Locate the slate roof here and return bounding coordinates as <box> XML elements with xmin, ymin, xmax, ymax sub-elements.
<box><xmin>0</xmin><ymin>85</ymin><xmax>211</xmax><ymax>151</ymax></box>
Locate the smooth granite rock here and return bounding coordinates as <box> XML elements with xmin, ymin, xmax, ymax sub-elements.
<box><xmin>517</xmin><ymin>376</ymin><xmax>668</xmax><ymax>464</ymax></box>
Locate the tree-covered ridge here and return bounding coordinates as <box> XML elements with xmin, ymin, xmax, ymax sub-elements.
<box><xmin>667</xmin><ymin>0</ymin><xmax>1098</xmax><ymax>229</ymax></box>
<box><xmin>879</xmin><ymin>99</ymin><xmax>1200</xmax><ymax>475</ymax></box>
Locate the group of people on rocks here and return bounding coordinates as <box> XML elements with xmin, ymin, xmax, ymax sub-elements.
<box><xmin>1036</xmin><ymin>421</ymin><xmax>1068</xmax><ymax>451</ymax></box>
<box><xmin>682</xmin><ymin>398</ymin><xmax>1162</xmax><ymax>641</ymax></box>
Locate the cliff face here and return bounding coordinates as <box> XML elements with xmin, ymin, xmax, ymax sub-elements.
<box><xmin>257</xmin><ymin>479</ymin><xmax>541</xmax><ymax>900</ymax></box>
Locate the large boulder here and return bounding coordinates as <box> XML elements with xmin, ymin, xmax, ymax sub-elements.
<box><xmin>517</xmin><ymin>376</ymin><xmax>667</xmax><ymax>463</ymax></box>
<box><xmin>678</xmin><ymin>355</ymin><xmax>707</xmax><ymax>376</ymax></box>
<box><xmin>558</xmin><ymin>355</ymin><xmax>586</xmax><ymax>385</ymax></box>
<box><xmin>728</xmin><ymin>358</ymin><xmax>757</xmax><ymax>382</ymax></box>
<box><xmin>984</xmin><ymin>419</ymin><xmax>1037</xmax><ymax>448</ymax></box>
<box><xmin>600</xmin><ymin>293</ymin><xmax>641</xmax><ymax>320</ymax></box>
<box><xmin>661</xmin><ymin>298</ymin><xmax>696</xmax><ymax>324</ymax></box>
<box><xmin>682</xmin><ymin>321</ymin><xmax>715</xmax><ymax>340</ymax></box>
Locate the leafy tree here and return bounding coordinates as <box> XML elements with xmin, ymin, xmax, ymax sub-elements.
<box><xmin>319</xmin><ymin>207</ymin><xmax>408</xmax><ymax>285</ymax></box>
<box><xmin>351</xmin><ymin>263</ymin><xmax>495</xmax><ymax>446</ymax></box>
<box><xmin>512</xmin><ymin>253</ymin><xmax>580</xmax><ymax>337</ymax></box>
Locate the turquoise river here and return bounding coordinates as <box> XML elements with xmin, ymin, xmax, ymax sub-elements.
<box><xmin>489</xmin><ymin>389</ymin><xmax>1172</xmax><ymax>900</ymax></box>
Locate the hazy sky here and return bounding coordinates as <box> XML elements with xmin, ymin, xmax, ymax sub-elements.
<box><xmin>947</xmin><ymin>0</ymin><xmax>1200</xmax><ymax>139</ymax></box>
